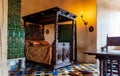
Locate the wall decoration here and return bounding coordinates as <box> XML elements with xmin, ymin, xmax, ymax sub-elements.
<box><xmin>46</xmin><ymin>29</ymin><xmax>49</xmax><ymax>34</ymax></box>
<box><xmin>89</xmin><ymin>26</ymin><xmax>94</xmax><ymax>32</ymax></box>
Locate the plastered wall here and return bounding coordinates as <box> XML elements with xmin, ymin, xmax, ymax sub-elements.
<box><xmin>21</xmin><ymin>0</ymin><xmax>96</xmax><ymax>63</ymax></box>
<box><xmin>0</xmin><ymin>0</ymin><xmax>8</xmax><ymax>76</ymax></box>
<box><xmin>97</xmin><ymin>0</ymin><xmax>120</xmax><ymax>51</ymax></box>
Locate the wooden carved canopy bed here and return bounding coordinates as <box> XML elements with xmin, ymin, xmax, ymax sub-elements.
<box><xmin>22</xmin><ymin>7</ymin><xmax>77</xmax><ymax>70</ymax></box>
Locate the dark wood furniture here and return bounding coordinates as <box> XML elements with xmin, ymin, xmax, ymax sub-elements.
<box><xmin>84</xmin><ymin>36</ymin><xmax>120</xmax><ymax>76</ymax></box>
<box><xmin>22</xmin><ymin>7</ymin><xmax>77</xmax><ymax>70</ymax></box>
<box><xmin>101</xmin><ymin>35</ymin><xmax>120</xmax><ymax>52</ymax></box>
<box><xmin>101</xmin><ymin>36</ymin><xmax>120</xmax><ymax>76</ymax></box>
<box><xmin>84</xmin><ymin>51</ymin><xmax>120</xmax><ymax>76</ymax></box>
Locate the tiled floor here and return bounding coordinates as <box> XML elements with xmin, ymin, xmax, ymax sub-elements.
<box><xmin>9</xmin><ymin>63</ymin><xmax>99</xmax><ymax>76</ymax></box>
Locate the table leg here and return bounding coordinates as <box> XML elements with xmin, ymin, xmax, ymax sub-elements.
<box><xmin>99</xmin><ymin>59</ymin><xmax>103</xmax><ymax>76</ymax></box>
<box><xmin>103</xmin><ymin>60</ymin><xmax>107</xmax><ymax>76</ymax></box>
<box><xmin>118</xmin><ymin>61</ymin><xmax>120</xmax><ymax>76</ymax></box>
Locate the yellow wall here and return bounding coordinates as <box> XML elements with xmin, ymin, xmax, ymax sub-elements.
<box><xmin>21</xmin><ymin>0</ymin><xmax>96</xmax><ymax>63</ymax></box>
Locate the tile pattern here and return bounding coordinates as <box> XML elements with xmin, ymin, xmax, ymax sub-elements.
<box><xmin>9</xmin><ymin>63</ymin><xmax>98</xmax><ymax>76</ymax></box>
<box><xmin>8</xmin><ymin>0</ymin><xmax>25</xmax><ymax>59</ymax></box>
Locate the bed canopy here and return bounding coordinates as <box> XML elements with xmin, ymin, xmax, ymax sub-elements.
<box><xmin>22</xmin><ymin>7</ymin><xmax>77</xmax><ymax>69</ymax></box>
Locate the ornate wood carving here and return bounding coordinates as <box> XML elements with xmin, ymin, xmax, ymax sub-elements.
<box><xmin>24</xmin><ymin>23</ymin><xmax>44</xmax><ymax>41</ymax></box>
<box><xmin>22</xmin><ymin>7</ymin><xmax>77</xmax><ymax>70</ymax></box>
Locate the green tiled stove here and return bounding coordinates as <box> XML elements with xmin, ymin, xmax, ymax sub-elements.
<box><xmin>8</xmin><ymin>0</ymin><xmax>25</xmax><ymax>59</ymax></box>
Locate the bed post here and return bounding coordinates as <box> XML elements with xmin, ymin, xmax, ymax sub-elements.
<box><xmin>51</xmin><ymin>42</ymin><xmax>56</xmax><ymax>70</ymax></box>
<box><xmin>52</xmin><ymin>11</ymin><xmax>59</xmax><ymax>69</ymax></box>
<box><xmin>74</xmin><ymin>20</ymin><xmax>77</xmax><ymax>62</ymax></box>
<box><xmin>72</xmin><ymin>20</ymin><xmax>77</xmax><ymax>63</ymax></box>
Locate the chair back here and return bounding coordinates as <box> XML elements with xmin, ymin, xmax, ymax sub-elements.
<box><xmin>106</xmin><ymin>35</ymin><xmax>120</xmax><ymax>52</ymax></box>
<box><xmin>107</xmin><ymin>36</ymin><xmax>120</xmax><ymax>46</ymax></box>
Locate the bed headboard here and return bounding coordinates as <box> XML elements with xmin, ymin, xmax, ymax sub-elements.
<box><xmin>24</xmin><ymin>23</ymin><xmax>44</xmax><ymax>41</ymax></box>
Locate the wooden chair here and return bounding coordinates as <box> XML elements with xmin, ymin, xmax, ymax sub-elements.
<box><xmin>101</xmin><ymin>35</ymin><xmax>120</xmax><ymax>76</ymax></box>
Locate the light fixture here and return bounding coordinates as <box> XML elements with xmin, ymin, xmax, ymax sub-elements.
<box><xmin>80</xmin><ymin>12</ymin><xmax>88</xmax><ymax>25</ymax></box>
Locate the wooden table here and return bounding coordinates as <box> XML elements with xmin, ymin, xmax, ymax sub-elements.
<box><xmin>84</xmin><ymin>51</ymin><xmax>120</xmax><ymax>76</ymax></box>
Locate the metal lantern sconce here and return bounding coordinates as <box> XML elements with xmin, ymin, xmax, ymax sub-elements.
<box><xmin>80</xmin><ymin>12</ymin><xmax>88</xmax><ymax>26</ymax></box>
<box><xmin>80</xmin><ymin>12</ymin><xmax>94</xmax><ymax>32</ymax></box>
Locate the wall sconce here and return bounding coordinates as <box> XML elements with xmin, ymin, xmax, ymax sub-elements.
<box><xmin>80</xmin><ymin>12</ymin><xmax>94</xmax><ymax>32</ymax></box>
<box><xmin>80</xmin><ymin>12</ymin><xmax>88</xmax><ymax>25</ymax></box>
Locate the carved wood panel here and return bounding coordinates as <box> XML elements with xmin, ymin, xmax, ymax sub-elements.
<box><xmin>57</xmin><ymin>43</ymin><xmax>70</xmax><ymax>64</ymax></box>
<box><xmin>24</xmin><ymin>23</ymin><xmax>44</xmax><ymax>41</ymax></box>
